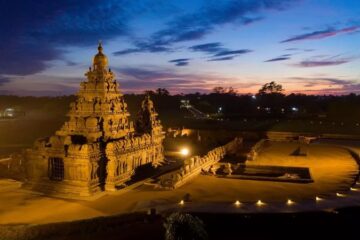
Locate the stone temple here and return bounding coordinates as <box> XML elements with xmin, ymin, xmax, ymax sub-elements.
<box><xmin>25</xmin><ymin>43</ymin><xmax>165</xmax><ymax>198</ymax></box>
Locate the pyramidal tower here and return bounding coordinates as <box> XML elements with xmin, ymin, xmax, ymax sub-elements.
<box><xmin>25</xmin><ymin>43</ymin><xmax>165</xmax><ymax>198</ymax></box>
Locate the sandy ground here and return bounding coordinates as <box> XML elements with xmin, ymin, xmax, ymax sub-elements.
<box><xmin>0</xmin><ymin>142</ymin><xmax>359</xmax><ymax>224</ymax></box>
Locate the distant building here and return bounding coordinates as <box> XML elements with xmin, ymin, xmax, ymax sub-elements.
<box><xmin>0</xmin><ymin>108</ymin><xmax>25</xmax><ymax>118</ymax></box>
<box><xmin>25</xmin><ymin>43</ymin><xmax>164</xmax><ymax>198</ymax></box>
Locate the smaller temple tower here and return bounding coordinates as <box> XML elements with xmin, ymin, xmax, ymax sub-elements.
<box><xmin>136</xmin><ymin>94</ymin><xmax>163</xmax><ymax>135</ymax></box>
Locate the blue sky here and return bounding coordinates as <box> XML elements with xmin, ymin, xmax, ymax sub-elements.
<box><xmin>0</xmin><ymin>0</ymin><xmax>359</xmax><ymax>95</ymax></box>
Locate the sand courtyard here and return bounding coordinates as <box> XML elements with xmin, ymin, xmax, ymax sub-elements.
<box><xmin>0</xmin><ymin>141</ymin><xmax>359</xmax><ymax>225</ymax></box>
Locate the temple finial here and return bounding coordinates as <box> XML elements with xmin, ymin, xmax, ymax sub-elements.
<box><xmin>93</xmin><ymin>40</ymin><xmax>108</xmax><ymax>69</ymax></box>
<box><xmin>98</xmin><ymin>40</ymin><xmax>103</xmax><ymax>53</ymax></box>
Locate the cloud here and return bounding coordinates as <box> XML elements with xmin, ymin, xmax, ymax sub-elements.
<box><xmin>189</xmin><ymin>42</ymin><xmax>224</xmax><ymax>54</ymax></box>
<box><xmin>116</xmin><ymin>67</ymin><xmax>211</xmax><ymax>92</ymax></box>
<box><xmin>174</xmin><ymin>62</ymin><xmax>189</xmax><ymax>66</ymax></box>
<box><xmin>118</xmin><ymin>68</ymin><xmax>175</xmax><ymax>80</ymax></box>
<box><xmin>0</xmin><ymin>75</ymin><xmax>81</xmax><ymax>96</ymax></box>
<box><xmin>0</xmin><ymin>0</ymin><xmax>164</xmax><ymax>75</ymax></box>
<box><xmin>115</xmin><ymin>0</ymin><xmax>300</xmax><ymax>55</ymax></box>
<box><xmin>288</xmin><ymin>77</ymin><xmax>360</xmax><ymax>94</ymax></box>
<box><xmin>285</xmin><ymin>48</ymin><xmax>314</xmax><ymax>52</ymax></box>
<box><xmin>290</xmin><ymin>77</ymin><xmax>353</xmax><ymax>86</ymax></box>
<box><xmin>153</xmin><ymin>0</ymin><xmax>297</xmax><ymax>44</ymax></box>
<box><xmin>113</xmin><ymin>66</ymin><xmax>258</xmax><ymax>94</ymax></box>
<box><xmin>281</xmin><ymin>26</ymin><xmax>360</xmax><ymax>43</ymax></box>
<box><xmin>213</xmin><ymin>49</ymin><xmax>252</xmax><ymax>57</ymax></box>
<box><xmin>188</xmin><ymin>42</ymin><xmax>252</xmax><ymax>62</ymax></box>
<box><xmin>0</xmin><ymin>76</ymin><xmax>11</xmax><ymax>86</ymax></box>
<box><xmin>295</xmin><ymin>60</ymin><xmax>349</xmax><ymax>67</ymax></box>
<box><xmin>113</xmin><ymin>41</ymin><xmax>173</xmax><ymax>56</ymax></box>
<box><xmin>168</xmin><ymin>58</ymin><xmax>191</xmax><ymax>66</ymax></box>
<box><xmin>265</xmin><ymin>57</ymin><xmax>291</xmax><ymax>62</ymax></box>
<box><xmin>265</xmin><ymin>53</ymin><xmax>294</xmax><ymax>62</ymax></box>
<box><xmin>286</xmin><ymin>48</ymin><xmax>299</xmax><ymax>51</ymax></box>
<box><xmin>293</xmin><ymin>55</ymin><xmax>354</xmax><ymax>67</ymax></box>
<box><xmin>208</xmin><ymin>56</ymin><xmax>235</xmax><ymax>61</ymax></box>
<box><xmin>66</xmin><ymin>61</ymin><xmax>78</xmax><ymax>66</ymax></box>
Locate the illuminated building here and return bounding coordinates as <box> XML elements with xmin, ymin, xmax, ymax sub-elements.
<box><xmin>25</xmin><ymin>43</ymin><xmax>164</xmax><ymax>198</ymax></box>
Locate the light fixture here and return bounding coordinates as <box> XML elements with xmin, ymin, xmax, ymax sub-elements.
<box><xmin>287</xmin><ymin>199</ymin><xmax>295</xmax><ymax>205</ymax></box>
<box><xmin>234</xmin><ymin>200</ymin><xmax>241</xmax><ymax>206</ymax></box>
<box><xmin>256</xmin><ymin>200</ymin><xmax>265</xmax><ymax>206</ymax></box>
<box><xmin>179</xmin><ymin>200</ymin><xmax>184</xmax><ymax>205</ymax></box>
<box><xmin>336</xmin><ymin>193</ymin><xmax>346</xmax><ymax>197</ymax></box>
<box><xmin>180</xmin><ymin>148</ymin><xmax>189</xmax><ymax>156</ymax></box>
<box><xmin>315</xmin><ymin>196</ymin><xmax>323</xmax><ymax>202</ymax></box>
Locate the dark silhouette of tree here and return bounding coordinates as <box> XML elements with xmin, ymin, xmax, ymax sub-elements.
<box><xmin>156</xmin><ymin>88</ymin><xmax>170</xmax><ymax>96</ymax></box>
<box><xmin>212</xmin><ymin>87</ymin><xmax>226</xmax><ymax>94</ymax></box>
<box><xmin>258</xmin><ymin>81</ymin><xmax>284</xmax><ymax>95</ymax></box>
<box><xmin>164</xmin><ymin>212</ymin><xmax>208</xmax><ymax>240</ymax></box>
<box><xmin>144</xmin><ymin>90</ymin><xmax>155</xmax><ymax>95</ymax></box>
<box><xmin>227</xmin><ymin>87</ymin><xmax>237</xmax><ymax>95</ymax></box>
<box><xmin>256</xmin><ymin>82</ymin><xmax>285</xmax><ymax>116</ymax></box>
<box><xmin>212</xmin><ymin>86</ymin><xmax>237</xmax><ymax>95</ymax></box>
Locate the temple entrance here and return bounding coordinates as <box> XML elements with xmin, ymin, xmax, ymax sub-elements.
<box><xmin>128</xmin><ymin>163</ymin><xmax>155</xmax><ymax>183</ymax></box>
<box><xmin>49</xmin><ymin>157</ymin><xmax>64</xmax><ymax>181</ymax></box>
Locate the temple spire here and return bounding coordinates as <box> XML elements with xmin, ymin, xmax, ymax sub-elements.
<box><xmin>98</xmin><ymin>40</ymin><xmax>103</xmax><ymax>53</ymax></box>
<box><xmin>93</xmin><ymin>41</ymin><xmax>108</xmax><ymax>70</ymax></box>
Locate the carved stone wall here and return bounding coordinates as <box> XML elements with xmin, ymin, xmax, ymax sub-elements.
<box><xmin>159</xmin><ymin>137</ymin><xmax>242</xmax><ymax>189</ymax></box>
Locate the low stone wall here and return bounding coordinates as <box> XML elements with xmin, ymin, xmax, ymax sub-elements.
<box><xmin>266</xmin><ymin>131</ymin><xmax>360</xmax><ymax>141</ymax></box>
<box><xmin>246</xmin><ymin>139</ymin><xmax>267</xmax><ymax>161</ymax></box>
<box><xmin>158</xmin><ymin>137</ymin><xmax>242</xmax><ymax>189</ymax></box>
<box><xmin>168</xmin><ymin>128</ymin><xmax>360</xmax><ymax>142</ymax></box>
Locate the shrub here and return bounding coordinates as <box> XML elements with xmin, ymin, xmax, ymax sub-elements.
<box><xmin>164</xmin><ymin>212</ymin><xmax>207</xmax><ymax>240</ymax></box>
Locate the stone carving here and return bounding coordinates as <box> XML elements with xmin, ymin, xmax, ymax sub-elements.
<box><xmin>247</xmin><ymin>139</ymin><xmax>266</xmax><ymax>161</ymax></box>
<box><xmin>223</xmin><ymin>163</ymin><xmax>232</xmax><ymax>175</ymax></box>
<box><xmin>25</xmin><ymin>43</ymin><xmax>165</xmax><ymax>198</ymax></box>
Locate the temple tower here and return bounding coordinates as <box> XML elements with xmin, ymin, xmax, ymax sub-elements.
<box><xmin>56</xmin><ymin>42</ymin><xmax>134</xmax><ymax>142</ymax></box>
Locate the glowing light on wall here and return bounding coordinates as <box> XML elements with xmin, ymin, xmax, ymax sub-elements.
<box><xmin>336</xmin><ymin>193</ymin><xmax>346</xmax><ymax>197</ymax></box>
<box><xmin>287</xmin><ymin>199</ymin><xmax>295</xmax><ymax>205</ymax></box>
<box><xmin>256</xmin><ymin>200</ymin><xmax>265</xmax><ymax>206</ymax></box>
<box><xmin>315</xmin><ymin>196</ymin><xmax>323</xmax><ymax>202</ymax></box>
<box><xmin>180</xmin><ymin>148</ymin><xmax>190</xmax><ymax>156</ymax></box>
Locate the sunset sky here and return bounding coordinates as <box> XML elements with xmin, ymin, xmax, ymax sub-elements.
<box><xmin>0</xmin><ymin>0</ymin><xmax>359</xmax><ymax>96</ymax></box>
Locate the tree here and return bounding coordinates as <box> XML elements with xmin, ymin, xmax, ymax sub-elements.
<box><xmin>143</xmin><ymin>90</ymin><xmax>155</xmax><ymax>95</ymax></box>
<box><xmin>258</xmin><ymin>81</ymin><xmax>284</xmax><ymax>95</ymax></box>
<box><xmin>212</xmin><ymin>87</ymin><xmax>226</xmax><ymax>94</ymax></box>
<box><xmin>156</xmin><ymin>88</ymin><xmax>170</xmax><ymax>96</ymax></box>
<box><xmin>212</xmin><ymin>86</ymin><xmax>237</xmax><ymax>95</ymax></box>
<box><xmin>164</xmin><ymin>212</ymin><xmax>208</xmax><ymax>240</ymax></box>
<box><xmin>227</xmin><ymin>87</ymin><xmax>237</xmax><ymax>95</ymax></box>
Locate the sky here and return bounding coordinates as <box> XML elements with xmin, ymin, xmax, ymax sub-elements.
<box><xmin>0</xmin><ymin>0</ymin><xmax>359</xmax><ymax>96</ymax></box>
